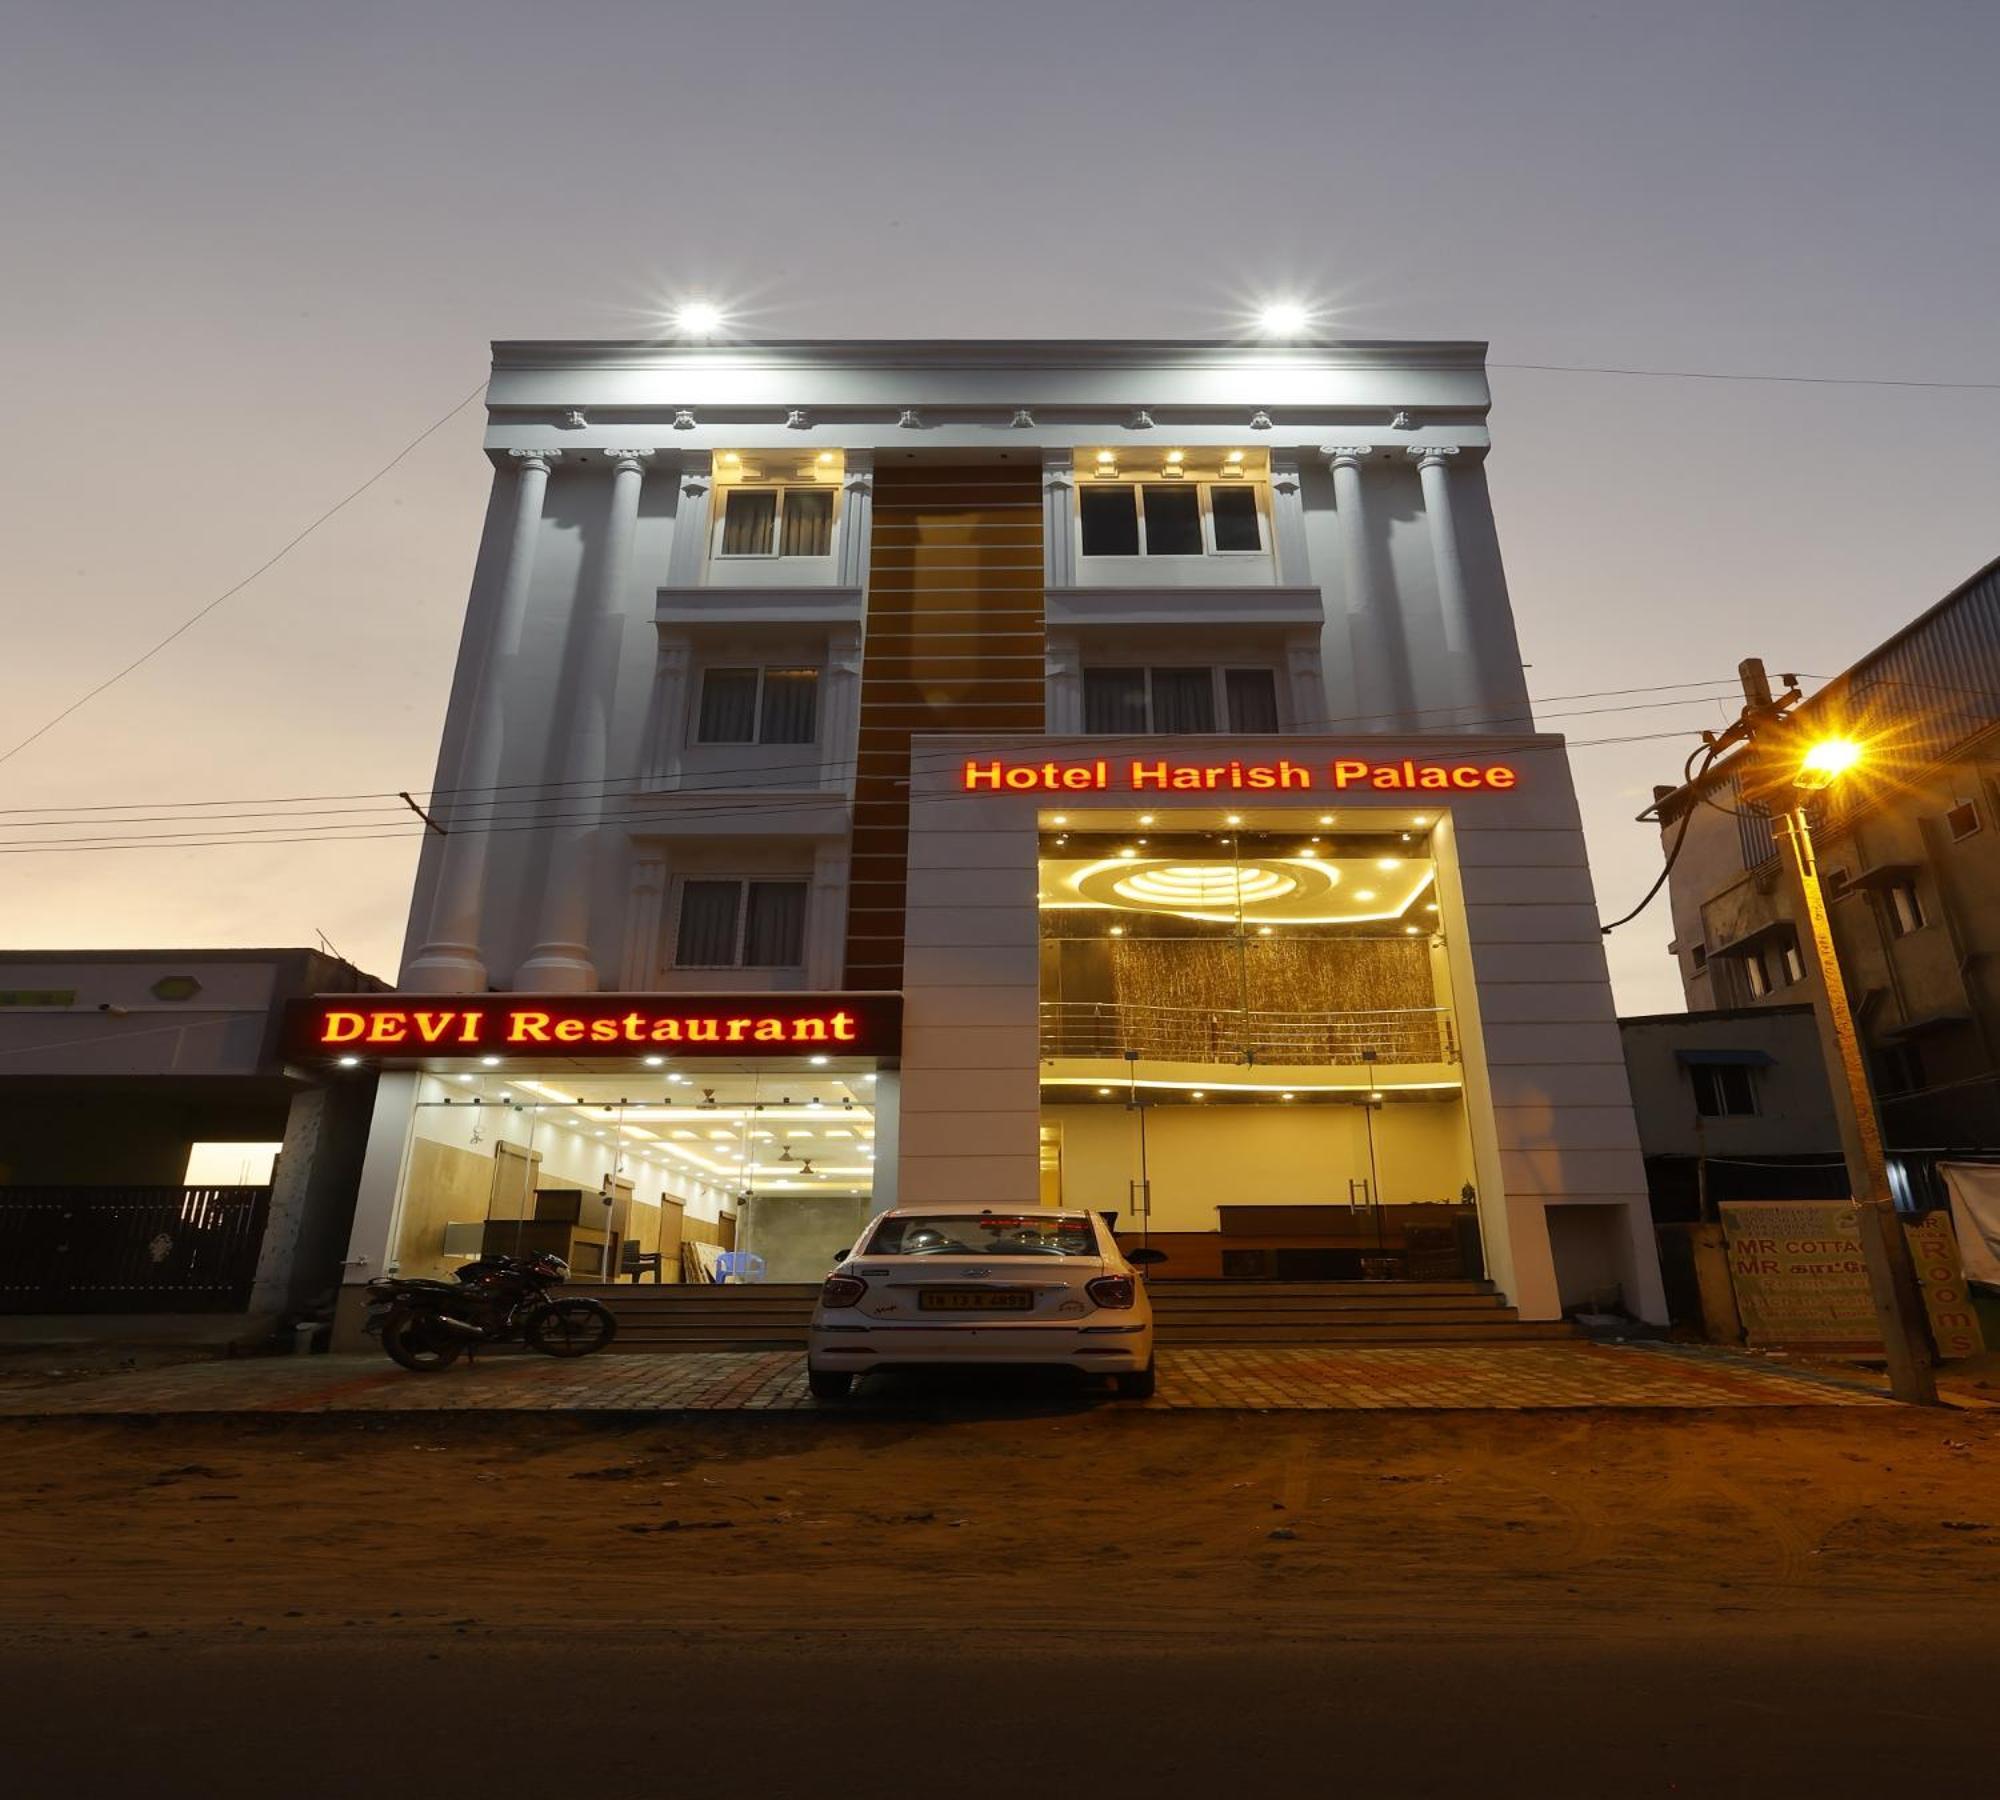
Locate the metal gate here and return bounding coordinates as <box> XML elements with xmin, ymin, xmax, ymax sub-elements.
<box><xmin>0</xmin><ymin>1186</ymin><xmax>272</xmax><ymax>1313</ymax></box>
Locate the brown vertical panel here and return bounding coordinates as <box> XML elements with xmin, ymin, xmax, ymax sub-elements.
<box><xmin>843</xmin><ymin>463</ymin><xmax>1045</xmax><ymax>988</ymax></box>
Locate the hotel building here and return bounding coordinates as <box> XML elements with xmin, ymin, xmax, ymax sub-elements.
<box><xmin>323</xmin><ymin>337</ymin><xmax>1667</xmax><ymax>1338</ymax></box>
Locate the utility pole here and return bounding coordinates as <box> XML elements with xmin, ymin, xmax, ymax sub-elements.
<box><xmin>1728</xmin><ymin>659</ymin><xmax>1937</xmax><ymax>1404</ymax></box>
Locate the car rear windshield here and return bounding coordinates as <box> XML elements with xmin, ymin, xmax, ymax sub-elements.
<box><xmin>865</xmin><ymin>1214</ymin><xmax>1101</xmax><ymax>1257</ymax></box>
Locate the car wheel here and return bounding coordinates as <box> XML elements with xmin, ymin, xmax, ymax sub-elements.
<box><xmin>808</xmin><ymin>1368</ymin><xmax>854</xmax><ymax>1400</ymax></box>
<box><xmin>1113</xmin><ymin>1359</ymin><xmax>1156</xmax><ymax>1400</ymax></box>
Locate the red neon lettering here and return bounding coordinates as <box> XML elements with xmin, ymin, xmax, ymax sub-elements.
<box><xmin>321</xmin><ymin>1011</ymin><xmax>367</xmax><ymax>1044</ymax></box>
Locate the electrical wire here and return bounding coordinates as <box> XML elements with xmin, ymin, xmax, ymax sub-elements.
<box><xmin>0</xmin><ymin>378</ymin><xmax>491</xmax><ymax>772</ymax></box>
<box><xmin>0</xmin><ymin>721</ymin><xmax>1736</xmax><ymax>856</ymax></box>
<box><xmin>1490</xmin><ymin>361</ymin><xmax>2000</xmax><ymax>392</ymax></box>
<box><xmin>0</xmin><ymin>678</ymin><xmax>1759</xmax><ymax>836</ymax></box>
<box><xmin>1600</xmin><ymin>740</ymin><xmax>1725</xmax><ymax>935</ymax></box>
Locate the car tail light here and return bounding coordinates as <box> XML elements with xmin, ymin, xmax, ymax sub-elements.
<box><xmin>821</xmin><ymin>1273</ymin><xmax>868</xmax><ymax>1308</ymax></box>
<box><xmin>1086</xmin><ymin>1274</ymin><xmax>1136</xmax><ymax>1310</ymax></box>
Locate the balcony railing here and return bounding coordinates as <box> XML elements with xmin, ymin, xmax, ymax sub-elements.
<box><xmin>1039</xmin><ymin>1000</ymin><xmax>1454</xmax><ymax>1067</ymax></box>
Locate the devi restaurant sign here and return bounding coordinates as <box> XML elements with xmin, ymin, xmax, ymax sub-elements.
<box><xmin>284</xmin><ymin>994</ymin><xmax>902</xmax><ymax>1059</ymax></box>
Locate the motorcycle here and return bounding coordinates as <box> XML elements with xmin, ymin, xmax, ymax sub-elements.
<box><xmin>366</xmin><ymin>1251</ymin><xmax>618</xmax><ymax>1372</ymax></box>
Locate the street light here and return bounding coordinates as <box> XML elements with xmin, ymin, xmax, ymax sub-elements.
<box><xmin>1772</xmin><ymin>732</ymin><xmax>1938</xmax><ymax>1404</ymax></box>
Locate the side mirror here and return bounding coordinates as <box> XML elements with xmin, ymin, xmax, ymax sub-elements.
<box><xmin>831</xmin><ymin>1248</ymin><xmax>851</xmax><ymax>1266</ymax></box>
<box><xmin>1127</xmin><ymin>1247</ymin><xmax>1168</xmax><ymax>1267</ymax></box>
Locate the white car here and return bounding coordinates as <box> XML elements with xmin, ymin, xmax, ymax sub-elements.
<box><xmin>807</xmin><ymin>1207</ymin><xmax>1160</xmax><ymax>1400</ymax></box>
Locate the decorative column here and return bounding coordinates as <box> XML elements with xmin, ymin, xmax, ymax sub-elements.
<box><xmin>517</xmin><ymin>450</ymin><xmax>651</xmax><ymax>992</ymax></box>
<box><xmin>618</xmin><ymin>849</ymin><xmax>669</xmax><ymax>988</ymax></box>
<box><xmin>808</xmin><ymin>838</ymin><xmax>851</xmax><ymax>988</ymax></box>
<box><xmin>1408</xmin><ymin>444</ymin><xmax>1475</xmax><ymax>657</ymax></box>
<box><xmin>662</xmin><ymin>453</ymin><xmax>713</xmax><ymax>588</ymax></box>
<box><xmin>1283</xmin><ymin>631</ymin><xmax>1324</xmax><ymax>730</ymax></box>
<box><xmin>404</xmin><ymin>448</ymin><xmax>560</xmax><ymax>992</ymax></box>
<box><xmin>836</xmin><ymin>452</ymin><xmax>874</xmax><ymax>589</ymax></box>
<box><xmin>1267</xmin><ymin>454</ymin><xmax>1310</xmax><ymax>584</ymax></box>
<box><xmin>1042</xmin><ymin>452</ymin><xmax>1076</xmax><ymax>589</ymax></box>
<box><xmin>822</xmin><ymin>625</ymin><xmax>864</xmax><ymax>793</ymax></box>
<box><xmin>644</xmin><ymin>632</ymin><xmax>694</xmax><ymax>789</ymax></box>
<box><xmin>1045</xmin><ymin>636</ymin><xmax>1082</xmax><ymax>734</ymax></box>
<box><xmin>1324</xmin><ymin>446</ymin><xmax>1415</xmax><ymax>733</ymax></box>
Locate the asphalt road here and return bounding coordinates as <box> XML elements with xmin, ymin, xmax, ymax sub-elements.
<box><xmin>7</xmin><ymin>1628</ymin><xmax>1991</xmax><ymax>1799</ymax></box>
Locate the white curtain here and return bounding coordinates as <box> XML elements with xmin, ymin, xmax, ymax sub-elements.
<box><xmin>1940</xmin><ymin>1163</ymin><xmax>2000</xmax><ymax>1288</ymax></box>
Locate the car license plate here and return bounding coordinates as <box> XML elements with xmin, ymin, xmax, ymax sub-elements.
<box><xmin>919</xmin><ymin>1289</ymin><xmax>1032</xmax><ymax>1312</ymax></box>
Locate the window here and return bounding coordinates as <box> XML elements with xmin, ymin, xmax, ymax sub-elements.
<box><xmin>1690</xmin><ymin>942</ymin><xmax>1710</xmax><ymax>974</ymax></box>
<box><xmin>1691</xmin><ymin>1064</ymin><xmax>1758</xmax><ymax>1118</ymax></box>
<box><xmin>694</xmin><ymin>667</ymin><xmax>819</xmax><ymax>745</ymax></box>
<box><xmin>1081</xmin><ymin>667</ymin><xmax>1280</xmax><ymax>735</ymax></box>
<box><xmin>1946</xmin><ymin>800</ymin><xmax>1981</xmax><ymax>842</ymax></box>
<box><xmin>716</xmin><ymin>487</ymin><xmax>835</xmax><ymax>558</ymax></box>
<box><xmin>1885</xmin><ymin>879</ymin><xmax>1926</xmax><ymax>937</ymax></box>
<box><xmin>1078</xmin><ymin>484</ymin><xmax>1266</xmax><ymax>558</ymax></box>
<box><xmin>673</xmin><ymin>879</ymin><xmax>808</xmax><ymax>968</ymax></box>
<box><xmin>1744</xmin><ymin>953</ymin><xmax>1772</xmax><ymax>999</ymax></box>
<box><xmin>1872</xmin><ymin>1041</ymin><xmax>1925</xmax><ymax>1096</ymax></box>
<box><xmin>1780</xmin><ymin>937</ymin><xmax>1807</xmax><ymax>986</ymax></box>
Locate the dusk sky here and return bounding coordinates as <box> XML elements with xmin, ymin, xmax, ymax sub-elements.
<box><xmin>4</xmin><ymin>0</ymin><xmax>1995</xmax><ymax>1014</ymax></box>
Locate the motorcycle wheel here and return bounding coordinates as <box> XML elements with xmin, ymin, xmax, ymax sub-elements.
<box><xmin>381</xmin><ymin>1308</ymin><xmax>466</xmax><ymax>1373</ymax></box>
<box><xmin>526</xmin><ymin>1298</ymin><xmax>618</xmax><ymax>1358</ymax></box>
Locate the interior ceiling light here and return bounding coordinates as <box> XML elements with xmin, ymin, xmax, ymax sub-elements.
<box><xmin>1137</xmin><ymin>813</ymin><xmax>1155</xmax><ymax>825</ymax></box>
<box><xmin>1226</xmin><ymin>450</ymin><xmax>1245</xmax><ymax>464</ymax></box>
<box><xmin>1376</xmin><ymin>858</ymin><xmax>1401</xmax><ymax>871</ymax></box>
<box><xmin>1112</xmin><ymin>864</ymin><xmax>1301</xmax><ymax>907</ymax></box>
<box><xmin>1353</xmin><ymin>889</ymin><xmax>1377</xmax><ymax>902</ymax></box>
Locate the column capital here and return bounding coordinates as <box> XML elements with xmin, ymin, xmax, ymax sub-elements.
<box><xmin>508</xmin><ymin>448</ymin><xmax>563</xmax><ymax>472</ymax></box>
<box><xmin>1322</xmin><ymin>445</ymin><xmax>1374</xmax><ymax>468</ymax></box>
<box><xmin>1406</xmin><ymin>444</ymin><xmax>1463</xmax><ymax>469</ymax></box>
<box><xmin>603</xmin><ymin>450</ymin><xmax>654</xmax><ymax>472</ymax></box>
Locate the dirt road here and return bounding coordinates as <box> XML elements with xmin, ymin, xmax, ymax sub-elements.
<box><xmin>4</xmin><ymin>1405</ymin><xmax>1997</xmax><ymax>1796</ymax></box>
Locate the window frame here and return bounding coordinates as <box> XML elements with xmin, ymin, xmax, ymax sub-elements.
<box><xmin>669</xmin><ymin>876</ymin><xmax>811</xmax><ymax>970</ymax></box>
<box><xmin>1885</xmin><ymin>879</ymin><xmax>1927</xmax><ymax>937</ymax></box>
<box><xmin>1690</xmin><ymin>1062</ymin><xmax>1759</xmax><ymax>1118</ymax></box>
<box><xmin>1078</xmin><ymin>664</ymin><xmax>1283</xmax><ymax>735</ymax></box>
<box><xmin>690</xmin><ymin>664</ymin><xmax>821</xmax><ymax>747</ymax></box>
<box><xmin>1077</xmin><ymin>481</ymin><xmax>1270</xmax><ymax>561</ymax></box>
<box><xmin>711</xmin><ymin>484</ymin><xmax>840</xmax><ymax>561</ymax></box>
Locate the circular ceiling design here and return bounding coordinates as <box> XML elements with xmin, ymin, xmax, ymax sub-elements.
<box><xmin>1071</xmin><ymin>856</ymin><xmax>1348</xmax><ymax>922</ymax></box>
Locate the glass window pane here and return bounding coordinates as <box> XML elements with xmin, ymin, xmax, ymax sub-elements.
<box><xmin>759</xmin><ymin>668</ymin><xmax>819</xmax><ymax>744</ymax></box>
<box><xmin>1141</xmin><ymin>485</ymin><xmax>1203</xmax><ymax>556</ymax></box>
<box><xmin>674</xmin><ymin>881</ymin><xmax>741</xmax><ymax>967</ymax></box>
<box><xmin>696</xmin><ymin>669</ymin><xmax>759</xmax><ymax>743</ymax></box>
<box><xmin>1079</xmin><ymin>487</ymin><xmax>1140</xmax><ymax>557</ymax></box>
<box><xmin>780</xmin><ymin>488</ymin><xmax>834</xmax><ymax>556</ymax></box>
<box><xmin>1082</xmin><ymin>668</ymin><xmax>1148</xmax><ymax>735</ymax></box>
<box><xmin>1224</xmin><ymin>668</ymin><xmax>1280</xmax><ymax>733</ymax></box>
<box><xmin>720</xmin><ymin>489</ymin><xmax>777</xmax><ymax>555</ymax></box>
<box><xmin>1209</xmin><ymin>485</ymin><xmax>1263</xmax><ymax>552</ymax></box>
<box><xmin>1151</xmin><ymin>668</ymin><xmax>1216</xmax><ymax>733</ymax></box>
<box><xmin>742</xmin><ymin>881</ymin><xmax>808</xmax><ymax>967</ymax></box>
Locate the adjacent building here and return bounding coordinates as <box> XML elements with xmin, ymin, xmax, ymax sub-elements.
<box><xmin>0</xmin><ymin>950</ymin><xmax>385</xmax><ymax>1336</ymax></box>
<box><xmin>316</xmin><ymin>337</ymin><xmax>1668</xmax><ymax>1341</ymax></box>
<box><xmin>1655</xmin><ymin>555</ymin><xmax>2000</xmax><ymax>1185</ymax></box>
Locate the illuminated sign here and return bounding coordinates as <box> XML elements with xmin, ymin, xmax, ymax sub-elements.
<box><xmin>959</xmin><ymin>757</ymin><xmax>1519</xmax><ymax>793</ymax></box>
<box><xmin>283</xmin><ymin>993</ymin><xmax>902</xmax><ymax>1060</ymax></box>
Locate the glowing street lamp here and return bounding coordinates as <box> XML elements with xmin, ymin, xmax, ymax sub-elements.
<box><xmin>1761</xmin><ymin>720</ymin><xmax>1937</xmax><ymax>1403</ymax></box>
<box><xmin>1795</xmin><ymin>737</ymin><xmax>1863</xmax><ymax>792</ymax></box>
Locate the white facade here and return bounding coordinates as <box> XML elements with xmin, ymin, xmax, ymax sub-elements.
<box><xmin>335</xmin><ymin>339</ymin><xmax>1664</xmax><ymax>1325</ymax></box>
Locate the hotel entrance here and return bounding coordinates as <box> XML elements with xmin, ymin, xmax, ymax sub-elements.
<box><xmin>1036</xmin><ymin>815</ymin><xmax>1486</xmax><ymax>1281</ymax></box>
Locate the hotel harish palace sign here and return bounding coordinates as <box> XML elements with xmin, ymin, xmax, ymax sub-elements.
<box><xmin>960</xmin><ymin>756</ymin><xmax>1521</xmax><ymax>793</ymax></box>
<box><xmin>284</xmin><ymin>994</ymin><xmax>903</xmax><ymax>1058</ymax></box>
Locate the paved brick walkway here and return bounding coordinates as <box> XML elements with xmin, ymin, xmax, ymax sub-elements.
<box><xmin>0</xmin><ymin>1342</ymin><xmax>1890</xmax><ymax>1414</ymax></box>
